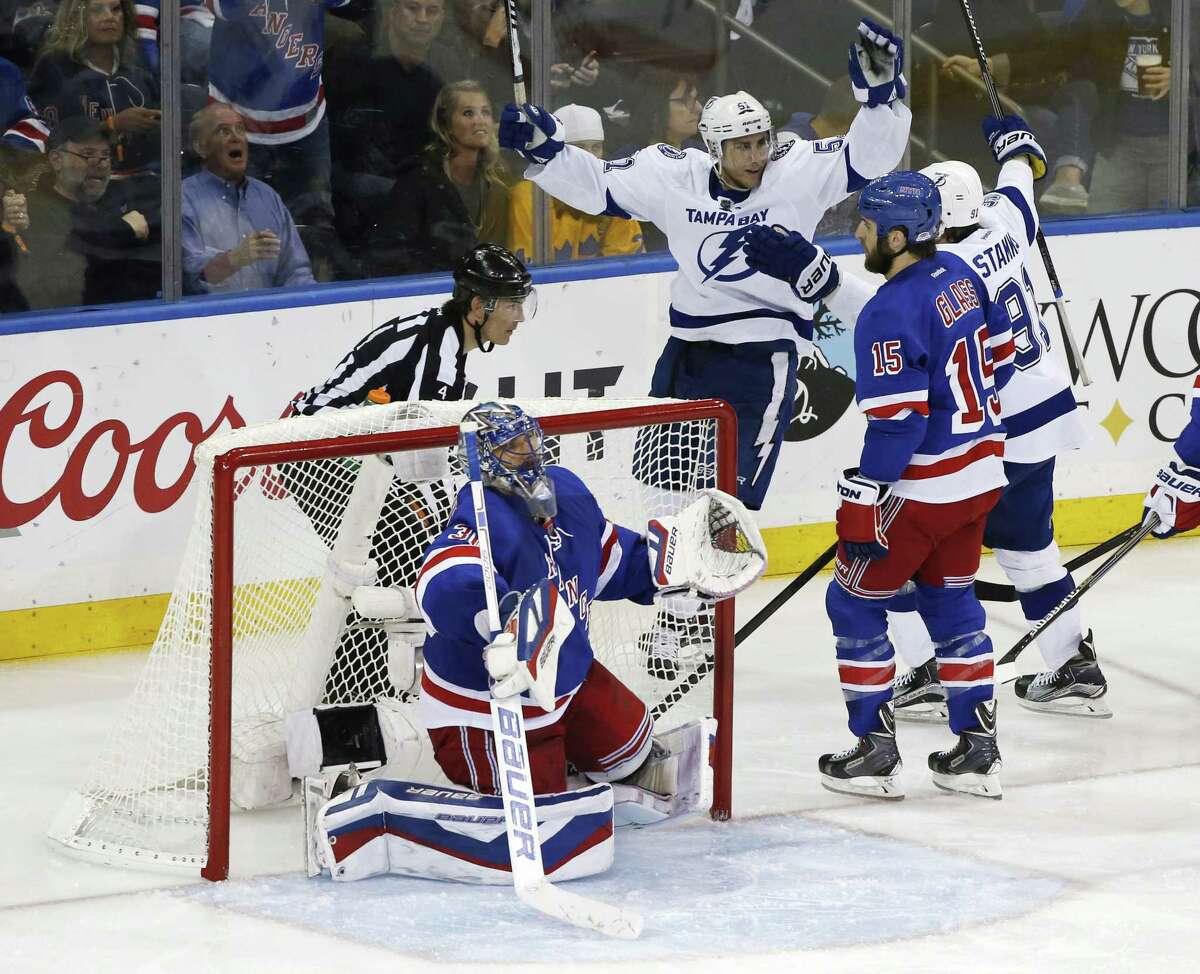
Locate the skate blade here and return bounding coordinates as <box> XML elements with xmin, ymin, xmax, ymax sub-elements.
<box><xmin>820</xmin><ymin>773</ymin><xmax>905</xmax><ymax>801</ymax></box>
<box><xmin>1016</xmin><ymin>695</ymin><xmax>1112</xmax><ymax>719</ymax></box>
<box><xmin>894</xmin><ymin>703</ymin><xmax>948</xmax><ymax>724</ymax></box>
<box><xmin>931</xmin><ymin>768</ymin><xmax>1003</xmax><ymax>800</ymax></box>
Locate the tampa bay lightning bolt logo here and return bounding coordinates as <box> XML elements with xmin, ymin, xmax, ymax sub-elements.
<box><xmin>697</xmin><ymin>226</ymin><xmax>755</xmax><ymax>283</ymax></box>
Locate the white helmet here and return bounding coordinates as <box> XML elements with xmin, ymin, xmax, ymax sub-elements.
<box><xmin>920</xmin><ymin>161</ymin><xmax>983</xmax><ymax>230</ymax></box>
<box><xmin>698</xmin><ymin>91</ymin><xmax>775</xmax><ymax>169</ymax></box>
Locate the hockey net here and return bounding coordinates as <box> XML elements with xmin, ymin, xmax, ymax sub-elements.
<box><xmin>49</xmin><ymin>398</ymin><xmax>738</xmax><ymax>879</ymax></box>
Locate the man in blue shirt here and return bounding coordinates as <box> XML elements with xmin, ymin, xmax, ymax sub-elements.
<box><xmin>181</xmin><ymin>103</ymin><xmax>315</xmax><ymax>294</ymax></box>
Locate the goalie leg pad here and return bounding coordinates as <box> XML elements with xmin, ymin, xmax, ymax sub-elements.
<box><xmin>613</xmin><ymin>718</ymin><xmax>715</xmax><ymax>826</ymax></box>
<box><xmin>315</xmin><ymin>779</ymin><xmax>615</xmax><ymax>884</ymax></box>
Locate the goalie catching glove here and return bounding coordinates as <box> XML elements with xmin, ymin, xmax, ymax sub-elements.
<box><xmin>484</xmin><ymin>577</ymin><xmax>574</xmax><ymax>710</ymax></box>
<box><xmin>647</xmin><ymin>489</ymin><xmax>767</xmax><ymax>600</ymax></box>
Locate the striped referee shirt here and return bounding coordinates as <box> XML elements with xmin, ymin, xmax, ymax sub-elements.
<box><xmin>295</xmin><ymin>307</ymin><xmax>469</xmax><ymax>414</ymax></box>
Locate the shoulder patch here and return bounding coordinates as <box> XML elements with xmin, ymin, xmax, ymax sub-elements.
<box><xmin>982</xmin><ymin>196</ymin><xmax>1000</xmax><ymax>208</ymax></box>
<box><xmin>771</xmin><ymin>138</ymin><xmax>796</xmax><ymax>160</ymax></box>
<box><xmin>603</xmin><ymin>156</ymin><xmax>635</xmax><ymax>172</ymax></box>
<box><xmin>656</xmin><ymin>143</ymin><xmax>686</xmax><ymax>159</ymax></box>
<box><xmin>811</xmin><ymin>137</ymin><xmax>843</xmax><ymax>154</ymax></box>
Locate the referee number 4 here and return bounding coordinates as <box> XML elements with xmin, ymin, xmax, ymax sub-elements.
<box><xmin>871</xmin><ymin>340</ymin><xmax>903</xmax><ymax>376</ymax></box>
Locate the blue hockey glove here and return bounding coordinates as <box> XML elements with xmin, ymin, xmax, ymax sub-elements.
<box><xmin>498</xmin><ymin>102</ymin><xmax>564</xmax><ymax>165</ymax></box>
<box><xmin>983</xmin><ymin>114</ymin><xmax>1048</xmax><ymax>180</ymax></box>
<box><xmin>835</xmin><ymin>469</ymin><xmax>891</xmax><ymax>562</ymax></box>
<box><xmin>743</xmin><ymin>224</ymin><xmax>841</xmax><ymax>303</ymax></box>
<box><xmin>849</xmin><ymin>18</ymin><xmax>906</xmax><ymax>108</ymax></box>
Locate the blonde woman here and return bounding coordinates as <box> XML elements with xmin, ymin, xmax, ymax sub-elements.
<box><xmin>366</xmin><ymin>79</ymin><xmax>510</xmax><ymax>278</ymax></box>
<box><xmin>30</xmin><ymin>0</ymin><xmax>160</xmax><ymax>177</ymax></box>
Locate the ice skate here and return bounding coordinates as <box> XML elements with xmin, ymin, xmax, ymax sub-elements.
<box><xmin>1014</xmin><ymin>631</ymin><xmax>1111</xmax><ymax>718</ymax></box>
<box><xmin>639</xmin><ymin>610</ymin><xmax>712</xmax><ymax>681</ymax></box>
<box><xmin>818</xmin><ymin>704</ymin><xmax>904</xmax><ymax>800</ymax></box>
<box><xmin>929</xmin><ymin>700</ymin><xmax>1002</xmax><ymax>799</ymax></box>
<box><xmin>892</xmin><ymin>658</ymin><xmax>947</xmax><ymax>723</ymax></box>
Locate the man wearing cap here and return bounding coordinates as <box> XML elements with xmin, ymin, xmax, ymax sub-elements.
<box><xmin>506</xmin><ymin>103</ymin><xmax>642</xmax><ymax>264</ymax></box>
<box><xmin>2</xmin><ymin>115</ymin><xmax>158</xmax><ymax>309</ymax></box>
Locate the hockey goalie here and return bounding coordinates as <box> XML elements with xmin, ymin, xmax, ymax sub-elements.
<box><xmin>299</xmin><ymin>402</ymin><xmax>766</xmax><ymax>884</ymax></box>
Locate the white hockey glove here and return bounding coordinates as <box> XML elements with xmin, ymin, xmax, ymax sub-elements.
<box><xmin>849</xmin><ymin>18</ymin><xmax>907</xmax><ymax>108</ymax></box>
<box><xmin>647</xmin><ymin>489</ymin><xmax>767</xmax><ymax>600</ymax></box>
<box><xmin>1144</xmin><ymin>457</ymin><xmax>1200</xmax><ymax>538</ymax></box>
<box><xmin>484</xmin><ymin>578</ymin><xmax>575</xmax><ymax>711</ymax></box>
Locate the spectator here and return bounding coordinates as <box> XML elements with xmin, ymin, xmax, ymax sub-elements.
<box><xmin>327</xmin><ymin>0</ymin><xmax>449</xmax><ymax>270</ymax></box>
<box><xmin>181</xmin><ymin>103</ymin><xmax>315</xmax><ymax>295</ymax></box>
<box><xmin>1073</xmin><ymin>0</ymin><xmax>1172</xmax><ymax>213</ymax></box>
<box><xmin>207</xmin><ymin>0</ymin><xmax>348</xmax><ymax>280</ymax></box>
<box><xmin>507</xmin><ymin>103</ymin><xmax>642</xmax><ymax>263</ymax></box>
<box><xmin>29</xmin><ymin>0</ymin><xmax>161</xmax><ymax>177</ymax></box>
<box><xmin>365</xmin><ymin>79</ymin><xmax>509</xmax><ymax>277</ymax></box>
<box><xmin>0</xmin><ymin>0</ymin><xmax>59</xmax><ymax>71</ymax></box>
<box><xmin>430</xmin><ymin>0</ymin><xmax>522</xmax><ymax>109</ymax></box>
<box><xmin>2</xmin><ymin>116</ymin><xmax>158</xmax><ymax>310</ymax></box>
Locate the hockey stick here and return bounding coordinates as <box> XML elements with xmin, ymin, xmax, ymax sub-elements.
<box><xmin>502</xmin><ymin>0</ymin><xmax>527</xmax><ymax>103</ymax></box>
<box><xmin>650</xmin><ymin>541</ymin><xmax>839</xmax><ymax>721</ymax></box>
<box><xmin>973</xmin><ymin>523</ymin><xmax>1141</xmax><ymax>603</ymax></box>
<box><xmin>955</xmin><ymin>0</ymin><xmax>1092</xmax><ymax>386</ymax></box>
<box><xmin>995</xmin><ymin>515</ymin><xmax>1158</xmax><ymax>684</ymax></box>
<box><xmin>462</xmin><ymin>422</ymin><xmax>643</xmax><ymax>940</ymax></box>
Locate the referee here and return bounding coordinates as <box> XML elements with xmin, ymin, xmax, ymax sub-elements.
<box><xmin>295</xmin><ymin>243</ymin><xmax>535</xmax><ymax>413</ymax></box>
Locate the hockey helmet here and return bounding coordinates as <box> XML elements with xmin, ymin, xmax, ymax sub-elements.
<box><xmin>920</xmin><ymin>161</ymin><xmax>982</xmax><ymax>231</ymax></box>
<box><xmin>858</xmin><ymin>170</ymin><xmax>942</xmax><ymax>244</ymax></box>
<box><xmin>457</xmin><ymin>401</ymin><xmax>556</xmax><ymax>519</ymax></box>
<box><xmin>698</xmin><ymin>91</ymin><xmax>775</xmax><ymax>169</ymax></box>
<box><xmin>452</xmin><ymin>244</ymin><xmax>537</xmax><ymax>318</ymax></box>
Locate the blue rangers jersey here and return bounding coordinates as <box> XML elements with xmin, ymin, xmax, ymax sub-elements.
<box><xmin>1176</xmin><ymin>374</ymin><xmax>1200</xmax><ymax>467</ymax></box>
<box><xmin>415</xmin><ymin>466</ymin><xmax>657</xmax><ymax>733</ymax></box>
<box><xmin>854</xmin><ymin>250</ymin><xmax>1016</xmax><ymax>503</ymax></box>
<box><xmin>207</xmin><ymin>0</ymin><xmax>349</xmax><ymax>145</ymax></box>
<box><xmin>523</xmin><ymin>100</ymin><xmax>910</xmax><ymax>350</ymax></box>
<box><xmin>1</xmin><ymin>56</ymin><xmax>47</xmax><ymax>153</ymax></box>
<box><xmin>941</xmin><ymin>160</ymin><xmax>1086</xmax><ymax>463</ymax></box>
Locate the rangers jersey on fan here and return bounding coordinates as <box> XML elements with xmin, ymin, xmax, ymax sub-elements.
<box><xmin>1176</xmin><ymin>374</ymin><xmax>1200</xmax><ymax>466</ymax></box>
<box><xmin>416</xmin><ymin>466</ymin><xmax>657</xmax><ymax>732</ymax></box>
<box><xmin>207</xmin><ymin>0</ymin><xmax>349</xmax><ymax>144</ymax></box>
<box><xmin>940</xmin><ymin>160</ymin><xmax>1086</xmax><ymax>463</ymax></box>
<box><xmin>523</xmin><ymin>101</ymin><xmax>910</xmax><ymax>349</ymax></box>
<box><xmin>854</xmin><ymin>250</ymin><xmax>1016</xmax><ymax>502</ymax></box>
<box><xmin>0</xmin><ymin>57</ymin><xmax>47</xmax><ymax>153</ymax></box>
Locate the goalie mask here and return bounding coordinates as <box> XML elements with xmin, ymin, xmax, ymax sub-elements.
<box><xmin>458</xmin><ymin>402</ymin><xmax>556</xmax><ymax>519</ymax></box>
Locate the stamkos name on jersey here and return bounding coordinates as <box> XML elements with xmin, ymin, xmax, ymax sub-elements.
<box><xmin>686</xmin><ymin>206</ymin><xmax>769</xmax><ymax>227</ymax></box>
<box><xmin>971</xmin><ymin>231</ymin><xmax>1020</xmax><ymax>278</ymax></box>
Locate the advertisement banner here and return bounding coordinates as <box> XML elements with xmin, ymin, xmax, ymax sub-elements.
<box><xmin>1</xmin><ymin>227</ymin><xmax>1196</xmax><ymax>618</ymax></box>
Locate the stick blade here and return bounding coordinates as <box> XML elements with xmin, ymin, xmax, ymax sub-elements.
<box><xmin>518</xmin><ymin>879</ymin><xmax>644</xmax><ymax>940</ymax></box>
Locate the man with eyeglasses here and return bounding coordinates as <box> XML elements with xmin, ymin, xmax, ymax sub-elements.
<box><xmin>3</xmin><ymin>115</ymin><xmax>157</xmax><ymax>309</ymax></box>
<box><xmin>181</xmin><ymin>102</ymin><xmax>315</xmax><ymax>294</ymax></box>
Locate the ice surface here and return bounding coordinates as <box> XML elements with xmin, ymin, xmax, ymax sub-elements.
<box><xmin>3</xmin><ymin>540</ymin><xmax>1199</xmax><ymax>973</ymax></box>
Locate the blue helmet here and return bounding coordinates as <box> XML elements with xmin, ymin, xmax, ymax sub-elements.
<box><xmin>458</xmin><ymin>401</ymin><xmax>556</xmax><ymax>518</ymax></box>
<box><xmin>857</xmin><ymin>170</ymin><xmax>942</xmax><ymax>244</ymax></box>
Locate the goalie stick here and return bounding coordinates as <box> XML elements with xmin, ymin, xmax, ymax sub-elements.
<box><xmin>462</xmin><ymin>421</ymin><xmax>643</xmax><ymax>940</ymax></box>
<box><xmin>650</xmin><ymin>541</ymin><xmax>838</xmax><ymax>721</ymax></box>
<box><xmin>995</xmin><ymin>515</ymin><xmax>1158</xmax><ymax>684</ymax></box>
<box><xmin>973</xmin><ymin>523</ymin><xmax>1141</xmax><ymax>603</ymax></box>
<box><xmin>956</xmin><ymin>0</ymin><xmax>1091</xmax><ymax>386</ymax></box>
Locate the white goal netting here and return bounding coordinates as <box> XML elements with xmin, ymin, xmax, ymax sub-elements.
<box><xmin>48</xmin><ymin>398</ymin><xmax>733</xmax><ymax>875</ymax></box>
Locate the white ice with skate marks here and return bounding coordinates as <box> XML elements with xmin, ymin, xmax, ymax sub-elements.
<box><xmin>179</xmin><ymin>814</ymin><xmax>1063</xmax><ymax>959</ymax></box>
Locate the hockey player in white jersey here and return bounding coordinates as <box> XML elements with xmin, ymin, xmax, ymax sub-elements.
<box><xmin>498</xmin><ymin>19</ymin><xmax>910</xmax><ymax>514</ymax></box>
<box><xmin>744</xmin><ymin>114</ymin><xmax>1107</xmax><ymax>718</ymax></box>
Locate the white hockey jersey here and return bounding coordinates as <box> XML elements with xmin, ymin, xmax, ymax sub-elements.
<box><xmin>524</xmin><ymin>100</ymin><xmax>911</xmax><ymax>350</ymax></box>
<box><xmin>943</xmin><ymin>161</ymin><xmax>1086</xmax><ymax>463</ymax></box>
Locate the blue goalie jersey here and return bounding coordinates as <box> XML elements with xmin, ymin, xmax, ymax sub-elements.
<box><xmin>415</xmin><ymin>466</ymin><xmax>657</xmax><ymax>732</ymax></box>
<box><xmin>854</xmin><ymin>250</ymin><xmax>1017</xmax><ymax>503</ymax></box>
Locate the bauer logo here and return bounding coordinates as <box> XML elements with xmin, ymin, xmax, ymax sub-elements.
<box><xmin>496</xmin><ymin>706</ymin><xmax>539</xmax><ymax>863</ymax></box>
